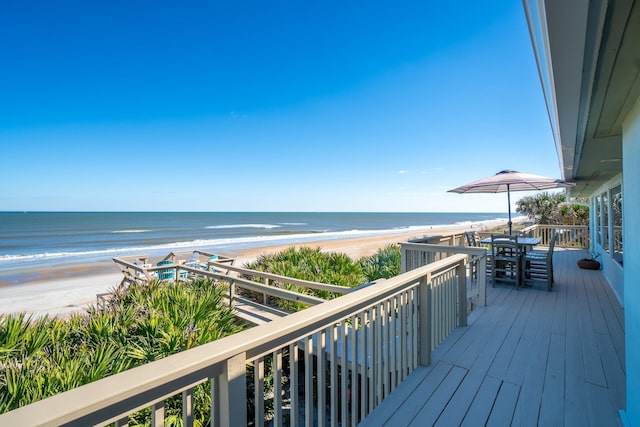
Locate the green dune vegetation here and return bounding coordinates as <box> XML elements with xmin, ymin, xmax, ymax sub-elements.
<box><xmin>0</xmin><ymin>279</ymin><xmax>243</xmax><ymax>422</ymax></box>
<box><xmin>0</xmin><ymin>244</ymin><xmax>402</xmax><ymax>423</ymax></box>
<box><xmin>243</xmin><ymin>245</ymin><xmax>401</xmax><ymax>311</ymax></box>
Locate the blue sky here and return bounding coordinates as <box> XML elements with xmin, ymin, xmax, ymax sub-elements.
<box><xmin>0</xmin><ymin>1</ymin><xmax>560</xmax><ymax>213</ymax></box>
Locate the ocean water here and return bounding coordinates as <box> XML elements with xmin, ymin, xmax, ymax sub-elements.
<box><xmin>0</xmin><ymin>211</ymin><xmax>506</xmax><ymax>272</ymax></box>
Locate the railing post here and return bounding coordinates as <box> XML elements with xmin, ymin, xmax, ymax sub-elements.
<box><xmin>182</xmin><ymin>389</ymin><xmax>193</xmax><ymax>427</ymax></box>
<box><xmin>401</xmin><ymin>246</ymin><xmax>408</xmax><ymax>273</ymax></box>
<box><xmin>477</xmin><ymin>255</ymin><xmax>486</xmax><ymax>307</ymax></box>
<box><xmin>418</xmin><ymin>274</ymin><xmax>431</xmax><ymax>367</ymax></box>
<box><xmin>211</xmin><ymin>377</ymin><xmax>220</xmax><ymax>426</ymax></box>
<box><xmin>264</xmin><ymin>278</ymin><xmax>270</xmax><ymax>305</ymax></box>
<box><xmin>218</xmin><ymin>353</ymin><xmax>247</xmax><ymax>427</ymax></box>
<box><xmin>457</xmin><ymin>259</ymin><xmax>467</xmax><ymax>327</ymax></box>
<box><xmin>151</xmin><ymin>401</ymin><xmax>164</xmax><ymax>427</ymax></box>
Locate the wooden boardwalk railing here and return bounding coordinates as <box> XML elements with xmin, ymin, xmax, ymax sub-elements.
<box><xmin>111</xmin><ymin>250</ymin><xmax>354</xmax><ymax>324</ymax></box>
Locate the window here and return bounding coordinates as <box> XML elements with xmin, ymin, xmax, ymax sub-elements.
<box><xmin>595</xmin><ymin>195</ymin><xmax>602</xmax><ymax>245</ymax></box>
<box><xmin>601</xmin><ymin>192</ymin><xmax>609</xmax><ymax>252</ymax></box>
<box><xmin>611</xmin><ymin>185</ymin><xmax>623</xmax><ymax>265</ymax></box>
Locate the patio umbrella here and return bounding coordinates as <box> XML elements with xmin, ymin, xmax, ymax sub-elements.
<box><xmin>448</xmin><ymin>170</ymin><xmax>575</xmax><ymax>234</ymax></box>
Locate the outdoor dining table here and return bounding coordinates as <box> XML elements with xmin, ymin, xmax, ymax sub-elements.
<box><xmin>480</xmin><ymin>236</ymin><xmax>541</xmax><ymax>251</ymax></box>
<box><xmin>481</xmin><ymin>236</ymin><xmax>542</xmax><ymax>287</ymax></box>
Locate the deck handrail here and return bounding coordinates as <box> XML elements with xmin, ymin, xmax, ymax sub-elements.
<box><xmin>399</xmin><ymin>242</ymin><xmax>488</xmax><ymax>308</ymax></box>
<box><xmin>209</xmin><ymin>261</ymin><xmax>354</xmax><ymax>294</ymax></box>
<box><xmin>520</xmin><ymin>224</ymin><xmax>589</xmax><ymax>248</ymax></box>
<box><xmin>0</xmin><ymin>254</ymin><xmax>470</xmax><ymax>426</ymax></box>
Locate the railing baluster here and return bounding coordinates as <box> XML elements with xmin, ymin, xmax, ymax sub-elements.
<box><xmin>438</xmin><ymin>277</ymin><xmax>444</xmax><ymax>348</ymax></box>
<box><xmin>375</xmin><ymin>303</ymin><xmax>383</xmax><ymax>405</ymax></box>
<box><xmin>273</xmin><ymin>350</ymin><xmax>282</xmax><ymax>426</ymax></box>
<box><xmin>478</xmin><ymin>255</ymin><xmax>487</xmax><ymax>307</ymax></box>
<box><xmin>182</xmin><ymin>388</ymin><xmax>193</xmax><ymax>427</ymax></box>
<box><xmin>351</xmin><ymin>313</ymin><xmax>359</xmax><ymax>427</ymax></box>
<box><xmin>449</xmin><ymin>271</ymin><xmax>456</xmax><ymax>333</ymax></box>
<box><xmin>439</xmin><ymin>276</ymin><xmax>443</xmax><ymax>345</ymax></box>
<box><xmin>411</xmin><ymin>286</ymin><xmax>418</xmax><ymax>370</ymax></box>
<box><xmin>317</xmin><ymin>328</ymin><xmax>326</xmax><ymax>427</ymax></box>
<box><xmin>432</xmin><ymin>278</ymin><xmax>439</xmax><ymax>350</ymax></box>
<box><xmin>330</xmin><ymin>326</ymin><xmax>338</xmax><ymax>427</ymax></box>
<box><xmin>390</xmin><ymin>295</ymin><xmax>397</xmax><ymax>392</ymax></box>
<box><xmin>442</xmin><ymin>276</ymin><xmax>447</xmax><ymax>345</ymax></box>
<box><xmin>151</xmin><ymin>401</ymin><xmax>164</xmax><ymax>427</ymax></box>
<box><xmin>289</xmin><ymin>343</ymin><xmax>299</xmax><ymax>427</ymax></box>
<box><xmin>440</xmin><ymin>275</ymin><xmax>446</xmax><ymax>346</ymax></box>
<box><xmin>381</xmin><ymin>300</ymin><xmax>388</xmax><ymax>398</ymax></box>
<box><xmin>458</xmin><ymin>260</ymin><xmax>468</xmax><ymax>327</ymax></box>
<box><xmin>255</xmin><ymin>358</ymin><xmax>264</xmax><ymax>427</ymax></box>
<box><xmin>399</xmin><ymin>291</ymin><xmax>407</xmax><ymax>381</ymax></box>
<box><xmin>368</xmin><ymin>306</ymin><xmax>375</xmax><ymax>413</ymax></box>
<box><xmin>210</xmin><ymin>377</ymin><xmax>219</xmax><ymax>427</ymax></box>
<box><xmin>419</xmin><ymin>274</ymin><xmax>432</xmax><ymax>366</ymax></box>
<box><xmin>305</xmin><ymin>336</ymin><xmax>313</xmax><ymax>427</ymax></box>
<box><xmin>229</xmin><ymin>280</ymin><xmax>235</xmax><ymax>307</ymax></box>
<box><xmin>340</xmin><ymin>319</ymin><xmax>348</xmax><ymax>425</ymax></box>
<box><xmin>360</xmin><ymin>311</ymin><xmax>368</xmax><ymax>419</ymax></box>
<box><xmin>406</xmin><ymin>289</ymin><xmax>412</xmax><ymax>374</ymax></box>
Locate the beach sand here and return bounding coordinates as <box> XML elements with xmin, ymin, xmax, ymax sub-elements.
<box><xmin>0</xmin><ymin>219</ymin><xmax>513</xmax><ymax>318</ymax></box>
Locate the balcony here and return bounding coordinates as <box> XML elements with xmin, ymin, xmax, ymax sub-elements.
<box><xmin>0</xmin><ymin>234</ymin><xmax>624</xmax><ymax>426</ymax></box>
<box><xmin>361</xmin><ymin>248</ymin><xmax>625</xmax><ymax>426</ymax></box>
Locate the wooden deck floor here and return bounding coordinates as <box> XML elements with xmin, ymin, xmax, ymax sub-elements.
<box><xmin>360</xmin><ymin>249</ymin><xmax>625</xmax><ymax>427</ymax></box>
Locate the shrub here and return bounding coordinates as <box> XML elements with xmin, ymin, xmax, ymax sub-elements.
<box><xmin>359</xmin><ymin>244</ymin><xmax>401</xmax><ymax>282</ymax></box>
<box><xmin>0</xmin><ymin>278</ymin><xmax>244</xmax><ymax>417</ymax></box>
<box><xmin>244</xmin><ymin>245</ymin><xmax>402</xmax><ymax>310</ymax></box>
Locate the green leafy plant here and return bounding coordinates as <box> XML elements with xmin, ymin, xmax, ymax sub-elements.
<box><xmin>516</xmin><ymin>191</ymin><xmax>589</xmax><ymax>225</ymax></box>
<box><xmin>0</xmin><ymin>278</ymin><xmax>244</xmax><ymax>420</ymax></box>
<box><xmin>1</xmin><ymin>245</ymin><xmax>403</xmax><ymax>422</ymax></box>
<box><xmin>360</xmin><ymin>244</ymin><xmax>401</xmax><ymax>281</ymax></box>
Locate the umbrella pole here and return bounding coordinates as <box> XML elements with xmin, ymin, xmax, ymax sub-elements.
<box><xmin>507</xmin><ymin>184</ymin><xmax>512</xmax><ymax>235</ymax></box>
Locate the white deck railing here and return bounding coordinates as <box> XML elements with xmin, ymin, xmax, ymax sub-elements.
<box><xmin>0</xmin><ymin>255</ymin><xmax>469</xmax><ymax>427</ymax></box>
<box><xmin>520</xmin><ymin>224</ymin><xmax>589</xmax><ymax>248</ymax></box>
<box><xmin>400</xmin><ymin>241</ymin><xmax>488</xmax><ymax>309</ymax></box>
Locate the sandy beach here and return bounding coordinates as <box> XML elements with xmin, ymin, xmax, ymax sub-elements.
<box><xmin>0</xmin><ymin>219</ymin><xmax>513</xmax><ymax>318</ymax></box>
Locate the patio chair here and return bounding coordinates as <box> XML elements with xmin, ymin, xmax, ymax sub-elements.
<box><xmin>527</xmin><ymin>232</ymin><xmax>558</xmax><ymax>259</ymax></box>
<box><xmin>465</xmin><ymin>231</ymin><xmax>480</xmax><ymax>247</ymax></box>
<box><xmin>466</xmin><ymin>231</ymin><xmax>491</xmax><ymax>279</ymax></box>
<box><xmin>156</xmin><ymin>260</ymin><xmax>176</xmax><ymax>281</ymax></box>
<box><xmin>491</xmin><ymin>234</ymin><xmax>522</xmax><ymax>288</ymax></box>
<box><xmin>523</xmin><ymin>232</ymin><xmax>558</xmax><ymax>291</ymax></box>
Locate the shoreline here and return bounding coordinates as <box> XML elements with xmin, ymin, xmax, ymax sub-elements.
<box><xmin>0</xmin><ymin>218</ymin><xmax>515</xmax><ymax>318</ymax></box>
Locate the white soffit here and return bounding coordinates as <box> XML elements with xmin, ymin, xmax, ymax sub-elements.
<box><xmin>544</xmin><ymin>0</ymin><xmax>590</xmax><ymax>181</ymax></box>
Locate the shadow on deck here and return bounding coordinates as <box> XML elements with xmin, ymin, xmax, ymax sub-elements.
<box><xmin>361</xmin><ymin>248</ymin><xmax>625</xmax><ymax>426</ymax></box>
